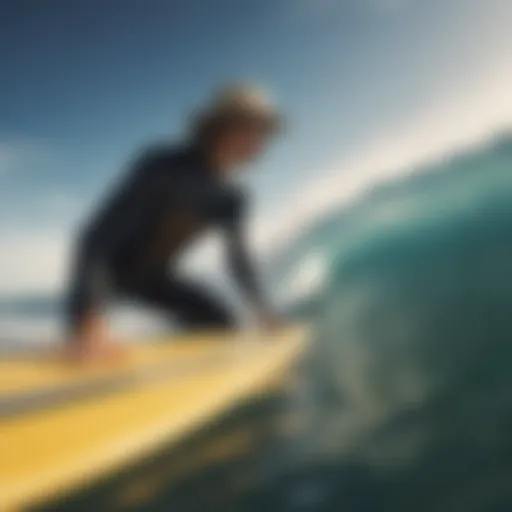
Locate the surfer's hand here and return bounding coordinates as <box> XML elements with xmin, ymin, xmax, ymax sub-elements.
<box><xmin>257</xmin><ymin>310</ymin><xmax>284</xmax><ymax>332</ymax></box>
<box><xmin>67</xmin><ymin>315</ymin><xmax>124</xmax><ymax>364</ymax></box>
<box><xmin>68</xmin><ymin>340</ymin><xmax>125</xmax><ymax>365</ymax></box>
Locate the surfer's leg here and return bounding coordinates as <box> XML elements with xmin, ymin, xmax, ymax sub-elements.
<box><xmin>132</xmin><ymin>275</ymin><xmax>237</xmax><ymax>329</ymax></box>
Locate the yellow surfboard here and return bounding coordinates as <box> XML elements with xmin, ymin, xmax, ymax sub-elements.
<box><xmin>0</xmin><ymin>325</ymin><xmax>309</xmax><ymax>511</ymax></box>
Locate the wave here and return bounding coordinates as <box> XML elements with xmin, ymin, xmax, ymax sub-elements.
<box><xmin>275</xmin><ymin>132</ymin><xmax>512</xmax><ymax>510</ymax></box>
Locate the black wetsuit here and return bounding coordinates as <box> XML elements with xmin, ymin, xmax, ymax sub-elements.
<box><xmin>68</xmin><ymin>144</ymin><xmax>265</xmax><ymax>332</ymax></box>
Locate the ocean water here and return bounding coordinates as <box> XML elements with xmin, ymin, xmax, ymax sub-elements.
<box><xmin>254</xmin><ymin>134</ymin><xmax>512</xmax><ymax>511</ymax></box>
<box><xmin>5</xmin><ymin>134</ymin><xmax>512</xmax><ymax>510</ymax></box>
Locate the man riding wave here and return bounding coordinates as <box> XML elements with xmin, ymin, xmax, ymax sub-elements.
<box><xmin>67</xmin><ymin>84</ymin><xmax>283</xmax><ymax>360</ymax></box>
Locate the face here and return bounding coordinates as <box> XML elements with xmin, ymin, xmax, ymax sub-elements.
<box><xmin>217</xmin><ymin>121</ymin><xmax>271</xmax><ymax>170</ymax></box>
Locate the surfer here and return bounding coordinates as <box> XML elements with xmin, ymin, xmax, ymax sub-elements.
<box><xmin>67</xmin><ymin>84</ymin><xmax>283</xmax><ymax>359</ymax></box>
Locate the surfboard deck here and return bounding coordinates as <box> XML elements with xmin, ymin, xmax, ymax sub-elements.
<box><xmin>0</xmin><ymin>332</ymin><xmax>242</xmax><ymax>396</ymax></box>
<box><xmin>0</xmin><ymin>325</ymin><xmax>309</xmax><ymax>511</ymax></box>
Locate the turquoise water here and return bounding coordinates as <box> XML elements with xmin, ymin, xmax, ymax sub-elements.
<box><xmin>11</xmin><ymin>134</ymin><xmax>512</xmax><ymax>510</ymax></box>
<box><xmin>256</xmin><ymin>134</ymin><xmax>512</xmax><ymax>511</ymax></box>
<box><xmin>274</xmin><ymin>134</ymin><xmax>512</xmax><ymax>512</ymax></box>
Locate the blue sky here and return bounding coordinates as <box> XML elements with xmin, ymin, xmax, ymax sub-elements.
<box><xmin>1</xmin><ymin>0</ymin><xmax>511</xmax><ymax>295</ymax></box>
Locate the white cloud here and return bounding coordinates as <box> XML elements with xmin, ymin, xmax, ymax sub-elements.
<box><xmin>0</xmin><ymin>230</ymin><xmax>71</xmax><ymax>295</ymax></box>
<box><xmin>0</xmin><ymin>140</ymin><xmax>80</xmax><ymax>296</ymax></box>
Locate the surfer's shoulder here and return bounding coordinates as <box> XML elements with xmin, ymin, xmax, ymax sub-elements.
<box><xmin>133</xmin><ymin>141</ymin><xmax>188</xmax><ymax>170</ymax></box>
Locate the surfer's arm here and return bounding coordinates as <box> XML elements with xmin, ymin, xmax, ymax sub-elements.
<box><xmin>67</xmin><ymin>150</ymin><xmax>163</xmax><ymax>336</ymax></box>
<box><xmin>224</xmin><ymin>195</ymin><xmax>278</xmax><ymax>325</ymax></box>
<box><xmin>227</xmin><ymin>228</ymin><xmax>265</xmax><ymax>309</ymax></box>
<box><xmin>226</xmin><ymin>226</ymin><xmax>282</xmax><ymax>330</ymax></box>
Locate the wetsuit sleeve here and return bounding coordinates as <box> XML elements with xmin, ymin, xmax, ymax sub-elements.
<box><xmin>224</xmin><ymin>193</ymin><xmax>268</xmax><ymax>311</ymax></box>
<box><xmin>67</xmin><ymin>151</ymin><xmax>163</xmax><ymax>332</ymax></box>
